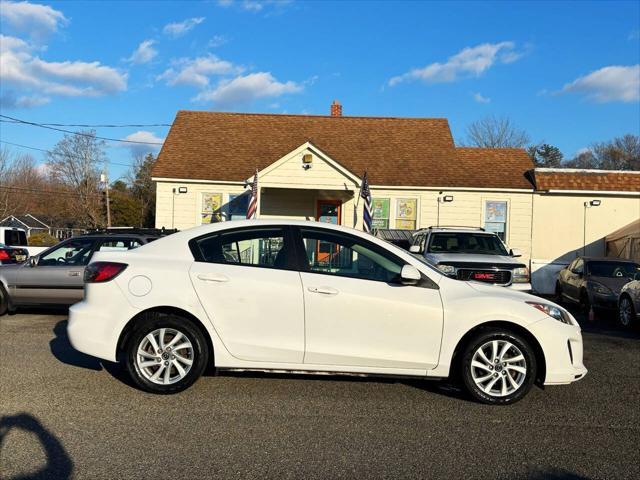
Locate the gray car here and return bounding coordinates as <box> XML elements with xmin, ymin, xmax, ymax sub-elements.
<box><xmin>619</xmin><ymin>279</ymin><xmax>640</xmax><ymax>329</ymax></box>
<box><xmin>0</xmin><ymin>229</ymin><xmax>174</xmax><ymax>315</ymax></box>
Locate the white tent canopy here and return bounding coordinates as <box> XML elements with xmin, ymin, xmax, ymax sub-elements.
<box><xmin>605</xmin><ymin>219</ymin><xmax>640</xmax><ymax>263</ymax></box>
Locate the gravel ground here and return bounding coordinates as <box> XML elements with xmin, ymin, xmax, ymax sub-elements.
<box><xmin>1</xmin><ymin>307</ymin><xmax>639</xmax><ymax>480</ymax></box>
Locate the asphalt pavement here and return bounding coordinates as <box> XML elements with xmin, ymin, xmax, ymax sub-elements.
<box><xmin>1</xmin><ymin>308</ymin><xmax>639</xmax><ymax>480</ymax></box>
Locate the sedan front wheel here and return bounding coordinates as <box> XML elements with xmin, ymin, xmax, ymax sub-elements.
<box><xmin>461</xmin><ymin>329</ymin><xmax>537</xmax><ymax>405</ymax></box>
<box><xmin>618</xmin><ymin>296</ymin><xmax>636</xmax><ymax>330</ymax></box>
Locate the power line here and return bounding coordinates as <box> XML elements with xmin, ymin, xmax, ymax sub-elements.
<box><xmin>0</xmin><ymin>119</ymin><xmax>172</xmax><ymax>128</ymax></box>
<box><xmin>0</xmin><ymin>185</ymin><xmax>103</xmax><ymax>199</ymax></box>
<box><xmin>0</xmin><ymin>114</ymin><xmax>165</xmax><ymax>145</ymax></box>
<box><xmin>0</xmin><ymin>140</ymin><xmax>139</xmax><ymax>168</ymax></box>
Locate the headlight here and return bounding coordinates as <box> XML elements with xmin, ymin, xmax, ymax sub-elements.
<box><xmin>436</xmin><ymin>264</ymin><xmax>456</xmax><ymax>275</ymax></box>
<box><xmin>588</xmin><ymin>282</ymin><xmax>613</xmax><ymax>295</ymax></box>
<box><xmin>526</xmin><ymin>301</ymin><xmax>573</xmax><ymax>324</ymax></box>
<box><xmin>512</xmin><ymin>267</ymin><xmax>530</xmax><ymax>283</ymax></box>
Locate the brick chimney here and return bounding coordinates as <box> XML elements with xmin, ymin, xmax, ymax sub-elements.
<box><xmin>330</xmin><ymin>100</ymin><xmax>342</xmax><ymax>117</ymax></box>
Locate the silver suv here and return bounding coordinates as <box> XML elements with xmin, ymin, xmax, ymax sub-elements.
<box><xmin>410</xmin><ymin>227</ymin><xmax>531</xmax><ymax>292</ymax></box>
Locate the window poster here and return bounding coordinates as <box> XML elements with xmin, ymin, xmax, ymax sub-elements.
<box><xmin>201</xmin><ymin>193</ymin><xmax>223</xmax><ymax>224</ymax></box>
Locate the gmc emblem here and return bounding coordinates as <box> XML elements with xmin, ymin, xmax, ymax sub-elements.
<box><xmin>474</xmin><ymin>273</ymin><xmax>495</xmax><ymax>280</ymax></box>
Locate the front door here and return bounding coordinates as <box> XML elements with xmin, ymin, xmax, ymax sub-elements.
<box><xmin>189</xmin><ymin>226</ymin><xmax>305</xmax><ymax>364</ymax></box>
<box><xmin>316</xmin><ymin>200</ymin><xmax>342</xmax><ymax>263</ymax></box>
<box><xmin>296</xmin><ymin>227</ymin><xmax>443</xmax><ymax>370</ymax></box>
<box><xmin>13</xmin><ymin>238</ymin><xmax>96</xmax><ymax>305</ymax></box>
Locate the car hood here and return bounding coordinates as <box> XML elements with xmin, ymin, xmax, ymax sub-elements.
<box><xmin>590</xmin><ymin>275</ymin><xmax>634</xmax><ymax>294</ymax></box>
<box><xmin>426</xmin><ymin>253</ymin><xmax>525</xmax><ymax>268</ymax></box>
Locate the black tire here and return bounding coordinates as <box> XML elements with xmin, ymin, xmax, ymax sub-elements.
<box><xmin>0</xmin><ymin>287</ymin><xmax>8</xmax><ymax>317</ymax></box>
<box><xmin>124</xmin><ymin>312</ymin><xmax>210</xmax><ymax>394</ymax></box>
<box><xmin>618</xmin><ymin>295</ymin><xmax>636</xmax><ymax>330</ymax></box>
<box><xmin>461</xmin><ymin>328</ymin><xmax>537</xmax><ymax>405</ymax></box>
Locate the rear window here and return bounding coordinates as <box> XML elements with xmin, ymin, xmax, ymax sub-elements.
<box><xmin>5</xmin><ymin>230</ymin><xmax>28</xmax><ymax>246</ymax></box>
<box><xmin>427</xmin><ymin>232</ymin><xmax>508</xmax><ymax>255</ymax></box>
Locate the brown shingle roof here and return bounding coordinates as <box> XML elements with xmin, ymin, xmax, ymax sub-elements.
<box><xmin>531</xmin><ymin>169</ymin><xmax>640</xmax><ymax>192</ymax></box>
<box><xmin>153</xmin><ymin>110</ymin><xmax>533</xmax><ymax>189</ymax></box>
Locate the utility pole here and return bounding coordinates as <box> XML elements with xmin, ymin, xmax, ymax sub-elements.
<box><xmin>101</xmin><ymin>172</ymin><xmax>111</xmax><ymax>228</ymax></box>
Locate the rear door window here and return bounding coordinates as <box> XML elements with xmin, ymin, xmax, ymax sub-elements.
<box><xmin>98</xmin><ymin>238</ymin><xmax>142</xmax><ymax>252</ymax></box>
<box><xmin>5</xmin><ymin>230</ymin><xmax>28</xmax><ymax>246</ymax></box>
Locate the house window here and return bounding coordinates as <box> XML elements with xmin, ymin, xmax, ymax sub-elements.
<box><xmin>201</xmin><ymin>193</ymin><xmax>223</xmax><ymax>224</ymax></box>
<box><xmin>228</xmin><ymin>192</ymin><xmax>249</xmax><ymax>220</ymax></box>
<box><xmin>395</xmin><ymin>198</ymin><xmax>417</xmax><ymax>230</ymax></box>
<box><xmin>484</xmin><ymin>200</ymin><xmax>508</xmax><ymax>241</ymax></box>
<box><xmin>371</xmin><ymin>198</ymin><xmax>390</xmax><ymax>229</ymax></box>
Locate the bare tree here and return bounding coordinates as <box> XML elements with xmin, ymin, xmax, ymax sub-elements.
<box><xmin>0</xmin><ymin>149</ymin><xmax>49</xmax><ymax>218</ymax></box>
<box><xmin>47</xmin><ymin>131</ymin><xmax>106</xmax><ymax>228</ymax></box>
<box><xmin>564</xmin><ymin>134</ymin><xmax>639</xmax><ymax>171</ymax></box>
<box><xmin>463</xmin><ymin>115</ymin><xmax>530</xmax><ymax>148</ymax></box>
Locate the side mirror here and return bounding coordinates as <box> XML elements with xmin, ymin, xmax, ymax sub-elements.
<box><xmin>409</xmin><ymin>245</ymin><xmax>422</xmax><ymax>254</ymax></box>
<box><xmin>510</xmin><ymin>248</ymin><xmax>522</xmax><ymax>257</ymax></box>
<box><xmin>400</xmin><ymin>265</ymin><xmax>421</xmax><ymax>285</ymax></box>
<box><xmin>29</xmin><ymin>256</ymin><xmax>38</xmax><ymax>267</ymax></box>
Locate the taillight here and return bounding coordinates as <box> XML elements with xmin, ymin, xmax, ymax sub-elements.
<box><xmin>0</xmin><ymin>249</ymin><xmax>10</xmax><ymax>261</ymax></box>
<box><xmin>84</xmin><ymin>262</ymin><xmax>128</xmax><ymax>283</ymax></box>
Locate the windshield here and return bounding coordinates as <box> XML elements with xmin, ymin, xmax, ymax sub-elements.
<box><xmin>427</xmin><ymin>232</ymin><xmax>508</xmax><ymax>255</ymax></box>
<box><xmin>588</xmin><ymin>261</ymin><xmax>640</xmax><ymax>278</ymax></box>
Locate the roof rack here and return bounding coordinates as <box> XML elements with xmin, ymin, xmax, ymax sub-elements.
<box><xmin>83</xmin><ymin>227</ymin><xmax>179</xmax><ymax>236</ymax></box>
<box><xmin>423</xmin><ymin>226</ymin><xmax>486</xmax><ymax>231</ymax></box>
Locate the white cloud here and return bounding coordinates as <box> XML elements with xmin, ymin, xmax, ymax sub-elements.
<box><xmin>208</xmin><ymin>35</ymin><xmax>228</xmax><ymax>48</ymax></box>
<box><xmin>473</xmin><ymin>92</ymin><xmax>490</xmax><ymax>104</ymax></box>
<box><xmin>157</xmin><ymin>54</ymin><xmax>241</xmax><ymax>87</ymax></box>
<box><xmin>216</xmin><ymin>0</ymin><xmax>292</xmax><ymax>13</ymax></box>
<box><xmin>0</xmin><ymin>90</ymin><xmax>50</xmax><ymax>108</ymax></box>
<box><xmin>128</xmin><ymin>39</ymin><xmax>157</xmax><ymax>64</ymax></box>
<box><xmin>193</xmin><ymin>72</ymin><xmax>302</xmax><ymax>107</ymax></box>
<box><xmin>389</xmin><ymin>41</ymin><xmax>520</xmax><ymax>86</ymax></box>
<box><xmin>0</xmin><ymin>0</ymin><xmax>68</xmax><ymax>39</ymax></box>
<box><xmin>562</xmin><ymin>65</ymin><xmax>640</xmax><ymax>103</ymax></box>
<box><xmin>162</xmin><ymin>17</ymin><xmax>205</xmax><ymax>38</ymax></box>
<box><xmin>0</xmin><ymin>34</ymin><xmax>127</xmax><ymax>103</ymax></box>
<box><xmin>122</xmin><ymin>131</ymin><xmax>165</xmax><ymax>155</ymax></box>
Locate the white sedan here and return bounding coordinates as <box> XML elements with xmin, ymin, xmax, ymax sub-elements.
<box><xmin>68</xmin><ymin>220</ymin><xmax>587</xmax><ymax>405</ymax></box>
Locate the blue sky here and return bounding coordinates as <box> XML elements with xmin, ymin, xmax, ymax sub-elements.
<box><xmin>1</xmin><ymin>0</ymin><xmax>639</xmax><ymax>181</ymax></box>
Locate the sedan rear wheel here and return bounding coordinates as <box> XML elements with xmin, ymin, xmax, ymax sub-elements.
<box><xmin>618</xmin><ymin>296</ymin><xmax>636</xmax><ymax>330</ymax></box>
<box><xmin>124</xmin><ymin>313</ymin><xmax>209</xmax><ymax>394</ymax></box>
<box><xmin>461</xmin><ymin>329</ymin><xmax>536</xmax><ymax>405</ymax></box>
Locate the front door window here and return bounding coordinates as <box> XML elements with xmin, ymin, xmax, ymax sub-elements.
<box><xmin>38</xmin><ymin>239</ymin><xmax>95</xmax><ymax>266</ymax></box>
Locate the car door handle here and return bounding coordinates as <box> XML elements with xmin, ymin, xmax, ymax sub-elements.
<box><xmin>308</xmin><ymin>286</ymin><xmax>338</xmax><ymax>296</ymax></box>
<box><xmin>197</xmin><ymin>273</ymin><xmax>229</xmax><ymax>283</ymax></box>
<box><xmin>68</xmin><ymin>271</ymin><xmax>81</xmax><ymax>277</ymax></box>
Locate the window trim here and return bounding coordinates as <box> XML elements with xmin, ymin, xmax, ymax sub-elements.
<box><xmin>189</xmin><ymin>225</ymin><xmax>297</xmax><ymax>271</ymax></box>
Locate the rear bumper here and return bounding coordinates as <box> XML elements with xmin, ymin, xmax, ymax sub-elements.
<box><xmin>529</xmin><ymin>317</ymin><xmax>588</xmax><ymax>385</ymax></box>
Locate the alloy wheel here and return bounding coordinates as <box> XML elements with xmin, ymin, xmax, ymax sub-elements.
<box><xmin>135</xmin><ymin>328</ymin><xmax>194</xmax><ymax>385</ymax></box>
<box><xmin>619</xmin><ymin>298</ymin><xmax>633</xmax><ymax>328</ymax></box>
<box><xmin>470</xmin><ymin>340</ymin><xmax>527</xmax><ymax>397</ymax></box>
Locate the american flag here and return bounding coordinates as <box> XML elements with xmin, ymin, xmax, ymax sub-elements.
<box><xmin>360</xmin><ymin>171</ymin><xmax>372</xmax><ymax>233</ymax></box>
<box><xmin>246</xmin><ymin>169</ymin><xmax>258</xmax><ymax>219</ymax></box>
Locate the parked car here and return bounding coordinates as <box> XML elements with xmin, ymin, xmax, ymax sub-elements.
<box><xmin>618</xmin><ymin>279</ymin><xmax>640</xmax><ymax>329</ymax></box>
<box><xmin>0</xmin><ymin>243</ymin><xmax>29</xmax><ymax>265</ymax></box>
<box><xmin>409</xmin><ymin>227</ymin><xmax>531</xmax><ymax>291</ymax></box>
<box><xmin>0</xmin><ymin>228</ymin><xmax>176</xmax><ymax>315</ymax></box>
<box><xmin>556</xmin><ymin>257</ymin><xmax>640</xmax><ymax>318</ymax></box>
<box><xmin>68</xmin><ymin>220</ymin><xmax>586</xmax><ymax>405</ymax></box>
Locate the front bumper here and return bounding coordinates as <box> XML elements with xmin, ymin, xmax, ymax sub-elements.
<box><xmin>529</xmin><ymin>317</ymin><xmax>588</xmax><ymax>385</ymax></box>
<box><xmin>507</xmin><ymin>282</ymin><xmax>532</xmax><ymax>292</ymax></box>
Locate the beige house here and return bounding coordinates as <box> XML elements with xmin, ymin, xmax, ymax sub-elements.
<box><xmin>152</xmin><ymin>105</ymin><xmax>640</xmax><ymax>293</ymax></box>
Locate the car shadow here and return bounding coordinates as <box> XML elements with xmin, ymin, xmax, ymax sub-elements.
<box><xmin>50</xmin><ymin>320</ymin><xmax>102</xmax><ymax>371</ymax></box>
<box><xmin>0</xmin><ymin>413</ymin><xmax>73</xmax><ymax>480</ymax></box>
<box><xmin>215</xmin><ymin>370</ymin><xmax>473</xmax><ymax>402</ymax></box>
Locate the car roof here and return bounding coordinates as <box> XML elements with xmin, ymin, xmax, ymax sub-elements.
<box><xmin>413</xmin><ymin>228</ymin><xmax>492</xmax><ymax>235</ymax></box>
